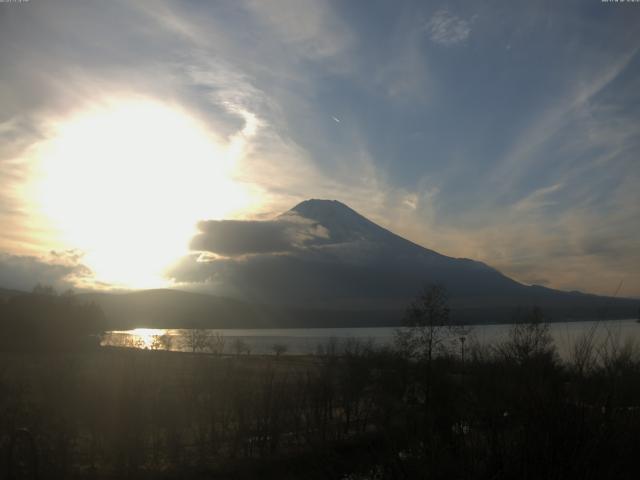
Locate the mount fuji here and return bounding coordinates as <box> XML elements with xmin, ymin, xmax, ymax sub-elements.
<box><xmin>82</xmin><ymin>199</ymin><xmax>637</xmax><ymax>328</ymax></box>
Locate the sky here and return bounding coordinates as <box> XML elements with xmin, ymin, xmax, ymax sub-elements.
<box><xmin>0</xmin><ymin>0</ymin><xmax>639</xmax><ymax>298</ymax></box>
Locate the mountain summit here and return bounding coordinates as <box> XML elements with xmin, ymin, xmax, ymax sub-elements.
<box><xmin>289</xmin><ymin>199</ymin><xmax>434</xmax><ymax>251</ymax></box>
<box><xmin>291</xmin><ymin>199</ymin><xmax>361</xmax><ymax>218</ymax></box>
<box><xmin>290</xmin><ymin>199</ymin><xmax>385</xmax><ymax>242</ymax></box>
<box><xmin>287</xmin><ymin>199</ymin><xmax>443</xmax><ymax>257</ymax></box>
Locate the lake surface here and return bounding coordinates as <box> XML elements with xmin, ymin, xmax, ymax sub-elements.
<box><xmin>102</xmin><ymin>319</ymin><xmax>640</xmax><ymax>360</ymax></box>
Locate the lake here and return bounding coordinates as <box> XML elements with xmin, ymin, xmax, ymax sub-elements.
<box><xmin>102</xmin><ymin>319</ymin><xmax>640</xmax><ymax>360</ymax></box>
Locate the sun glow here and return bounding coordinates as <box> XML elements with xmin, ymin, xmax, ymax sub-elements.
<box><xmin>28</xmin><ymin>98</ymin><xmax>255</xmax><ymax>288</ymax></box>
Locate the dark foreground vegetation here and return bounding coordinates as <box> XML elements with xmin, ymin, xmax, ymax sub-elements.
<box><xmin>0</xmin><ymin>285</ymin><xmax>105</xmax><ymax>352</ymax></box>
<box><xmin>1</xmin><ymin>287</ymin><xmax>639</xmax><ymax>479</ymax></box>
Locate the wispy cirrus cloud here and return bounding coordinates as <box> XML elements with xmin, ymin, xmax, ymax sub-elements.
<box><xmin>425</xmin><ymin>10</ymin><xmax>471</xmax><ymax>46</ymax></box>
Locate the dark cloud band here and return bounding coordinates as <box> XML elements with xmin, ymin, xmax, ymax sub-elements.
<box><xmin>191</xmin><ymin>220</ymin><xmax>295</xmax><ymax>256</ymax></box>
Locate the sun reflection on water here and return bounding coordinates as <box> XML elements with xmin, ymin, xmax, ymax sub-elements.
<box><xmin>104</xmin><ymin>328</ymin><xmax>171</xmax><ymax>350</ymax></box>
<box><xmin>131</xmin><ymin>328</ymin><xmax>167</xmax><ymax>349</ymax></box>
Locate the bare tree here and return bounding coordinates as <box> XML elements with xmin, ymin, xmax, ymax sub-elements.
<box><xmin>598</xmin><ymin>326</ymin><xmax>638</xmax><ymax>376</ymax></box>
<box><xmin>232</xmin><ymin>338</ymin><xmax>249</xmax><ymax>356</ymax></box>
<box><xmin>395</xmin><ymin>284</ymin><xmax>459</xmax><ymax>362</ymax></box>
<box><xmin>209</xmin><ymin>331</ymin><xmax>226</xmax><ymax>355</ymax></box>
<box><xmin>494</xmin><ymin>306</ymin><xmax>556</xmax><ymax>365</ymax></box>
<box><xmin>272</xmin><ymin>343</ymin><xmax>288</xmax><ymax>357</ymax></box>
<box><xmin>570</xmin><ymin>323</ymin><xmax>599</xmax><ymax>376</ymax></box>
<box><xmin>182</xmin><ymin>329</ymin><xmax>213</xmax><ymax>353</ymax></box>
<box><xmin>316</xmin><ymin>336</ymin><xmax>339</xmax><ymax>359</ymax></box>
<box><xmin>151</xmin><ymin>332</ymin><xmax>173</xmax><ymax>351</ymax></box>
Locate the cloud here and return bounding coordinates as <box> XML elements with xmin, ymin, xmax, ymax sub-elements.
<box><xmin>190</xmin><ymin>215</ymin><xmax>330</xmax><ymax>257</ymax></box>
<box><xmin>490</xmin><ymin>47</ymin><xmax>639</xmax><ymax>196</ymax></box>
<box><xmin>0</xmin><ymin>251</ymin><xmax>92</xmax><ymax>292</ymax></box>
<box><xmin>242</xmin><ymin>0</ymin><xmax>352</xmax><ymax>60</ymax></box>
<box><xmin>425</xmin><ymin>10</ymin><xmax>471</xmax><ymax>46</ymax></box>
<box><xmin>191</xmin><ymin>220</ymin><xmax>293</xmax><ymax>256</ymax></box>
<box><xmin>513</xmin><ymin>183</ymin><xmax>563</xmax><ymax>213</ymax></box>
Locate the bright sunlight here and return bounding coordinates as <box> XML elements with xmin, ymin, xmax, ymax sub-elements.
<box><xmin>27</xmin><ymin>97</ymin><xmax>255</xmax><ymax>288</ymax></box>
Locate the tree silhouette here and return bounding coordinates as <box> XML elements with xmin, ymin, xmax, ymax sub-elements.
<box><xmin>395</xmin><ymin>284</ymin><xmax>457</xmax><ymax>362</ymax></box>
<box><xmin>181</xmin><ymin>329</ymin><xmax>213</xmax><ymax>353</ymax></box>
<box><xmin>272</xmin><ymin>343</ymin><xmax>288</xmax><ymax>357</ymax></box>
<box><xmin>0</xmin><ymin>285</ymin><xmax>105</xmax><ymax>352</ymax></box>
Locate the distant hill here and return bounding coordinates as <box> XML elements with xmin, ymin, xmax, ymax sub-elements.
<box><xmin>0</xmin><ymin>287</ymin><xmax>23</xmax><ymax>300</ymax></box>
<box><xmin>77</xmin><ymin>289</ymin><xmax>402</xmax><ymax>329</ymax></box>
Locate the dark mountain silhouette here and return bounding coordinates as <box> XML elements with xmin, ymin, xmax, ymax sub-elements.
<box><xmin>281</xmin><ymin>199</ymin><xmax>524</xmax><ymax>301</ymax></box>
<box><xmin>84</xmin><ymin>200</ymin><xmax>638</xmax><ymax>327</ymax></box>
<box><xmin>1</xmin><ymin>200</ymin><xmax>637</xmax><ymax>328</ymax></box>
<box><xmin>199</xmin><ymin>199</ymin><xmax>634</xmax><ymax>321</ymax></box>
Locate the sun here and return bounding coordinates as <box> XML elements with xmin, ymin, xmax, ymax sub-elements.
<box><xmin>27</xmin><ymin>97</ymin><xmax>254</xmax><ymax>288</ymax></box>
